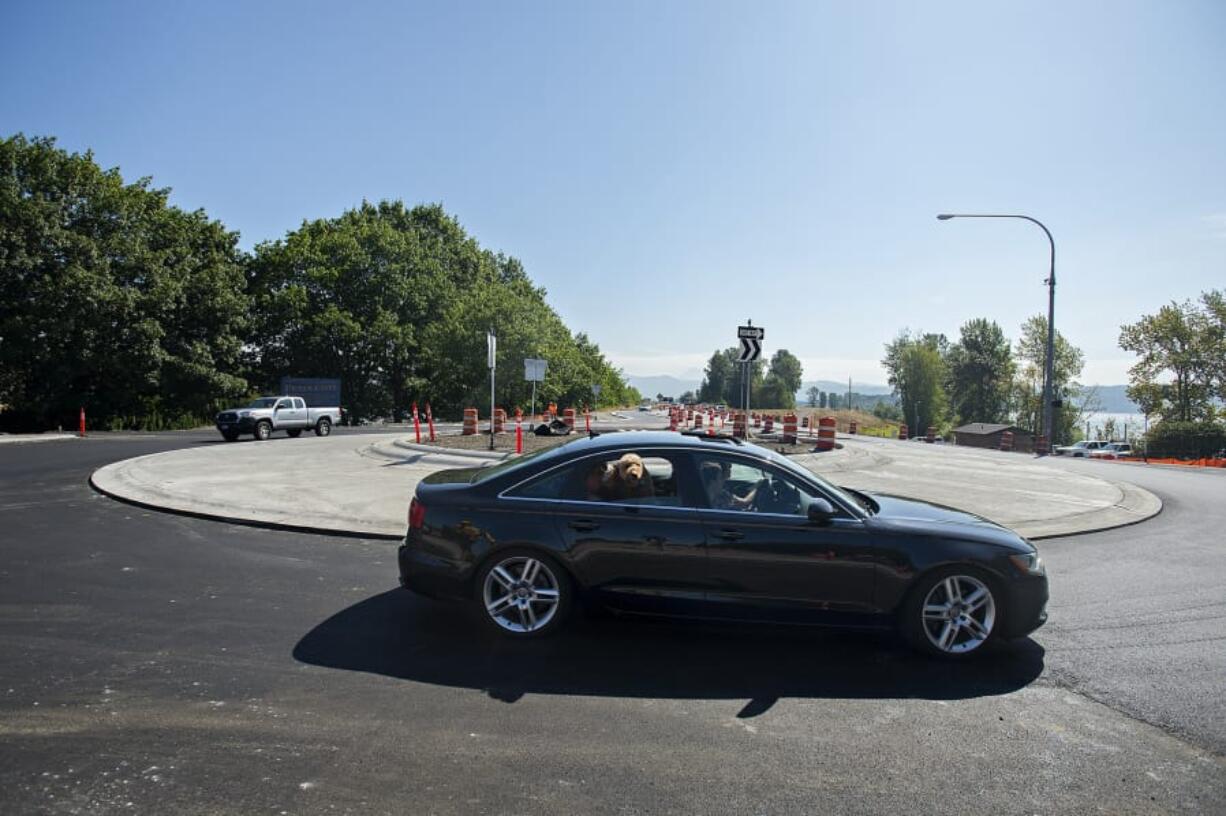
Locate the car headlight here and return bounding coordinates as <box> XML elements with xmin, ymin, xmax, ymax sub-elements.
<box><xmin>239</xmin><ymin>410</ymin><xmax>251</xmax><ymax>417</ymax></box>
<box><xmin>1008</xmin><ymin>552</ymin><xmax>1045</xmax><ymax>576</ymax></box>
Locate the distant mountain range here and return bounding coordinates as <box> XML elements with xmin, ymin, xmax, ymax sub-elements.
<box><xmin>627</xmin><ymin>373</ymin><xmax>1140</xmax><ymax>413</ymax></box>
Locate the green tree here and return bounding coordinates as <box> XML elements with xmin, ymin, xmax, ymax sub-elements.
<box><xmin>0</xmin><ymin>134</ymin><xmax>248</xmax><ymax>430</ymax></box>
<box><xmin>946</xmin><ymin>318</ymin><xmax>1014</xmax><ymax>424</ymax></box>
<box><xmin>806</xmin><ymin>386</ymin><xmax>820</xmax><ymax>407</ymax></box>
<box><xmin>758</xmin><ymin>349</ymin><xmax>804</xmax><ymax>409</ymax></box>
<box><xmin>883</xmin><ymin>330</ymin><xmax>949</xmax><ymax>434</ymax></box>
<box><xmin>1119</xmin><ymin>298</ymin><xmax>1216</xmax><ymax>422</ymax></box>
<box><xmin>1013</xmin><ymin>315</ymin><xmax>1084</xmax><ymax>442</ymax></box>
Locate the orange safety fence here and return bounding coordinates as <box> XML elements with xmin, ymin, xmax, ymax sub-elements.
<box><xmin>1114</xmin><ymin>456</ymin><xmax>1226</xmax><ymax>469</ymax></box>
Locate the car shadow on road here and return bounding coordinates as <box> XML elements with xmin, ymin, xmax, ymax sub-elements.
<box><xmin>293</xmin><ymin>590</ymin><xmax>1045</xmax><ymax>716</ymax></box>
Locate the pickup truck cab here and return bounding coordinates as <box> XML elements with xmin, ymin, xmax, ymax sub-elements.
<box><xmin>215</xmin><ymin>396</ymin><xmax>341</xmax><ymax>442</ymax></box>
<box><xmin>1090</xmin><ymin>442</ymin><xmax>1133</xmax><ymax>459</ymax></box>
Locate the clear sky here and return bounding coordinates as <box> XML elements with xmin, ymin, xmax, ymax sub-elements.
<box><xmin>4</xmin><ymin>1</ymin><xmax>1224</xmax><ymax>386</ymax></box>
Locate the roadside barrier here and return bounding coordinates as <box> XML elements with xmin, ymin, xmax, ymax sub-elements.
<box><xmin>816</xmin><ymin>416</ymin><xmax>836</xmax><ymax>451</ymax></box>
<box><xmin>1000</xmin><ymin>430</ymin><xmax>1014</xmax><ymax>452</ymax></box>
<box><xmin>848</xmin><ymin>419</ymin><xmax>858</xmax><ymax>435</ymax></box>
<box><xmin>563</xmin><ymin>408</ymin><xmax>576</xmax><ymax>431</ymax></box>
<box><xmin>584</xmin><ymin>407</ymin><xmax>591</xmax><ymax>433</ymax></box>
<box><xmin>753</xmin><ymin>413</ymin><xmax>761</xmax><ymax>428</ymax></box>
<box><xmin>494</xmin><ymin>408</ymin><xmax>507</xmax><ymax>434</ymax></box>
<box><xmin>515</xmin><ymin>408</ymin><xmax>523</xmax><ymax>453</ymax></box>
<box><xmin>412</xmin><ymin>401</ymin><xmax>422</xmax><ymax>443</ymax></box>
<box><xmin>733</xmin><ymin>412</ymin><xmax>746</xmax><ymax>439</ymax></box>
<box><xmin>79</xmin><ymin>406</ymin><xmax>86</xmax><ymax>437</ymax></box>
<box><xmin>1035</xmin><ymin>435</ymin><xmax>1050</xmax><ymax>455</ymax></box>
<box><xmin>462</xmin><ymin>407</ymin><xmax>478</xmax><ymax>435</ymax></box>
<box><xmin>898</xmin><ymin>423</ymin><xmax>908</xmax><ymax>441</ymax></box>
<box><xmin>426</xmin><ymin>403</ymin><xmax>436</xmax><ymax>442</ymax></box>
<box><xmin>782</xmin><ymin>414</ymin><xmax>798</xmax><ymax>444</ymax></box>
<box><xmin>926</xmin><ymin>426</ymin><xmax>936</xmax><ymax>443</ymax></box>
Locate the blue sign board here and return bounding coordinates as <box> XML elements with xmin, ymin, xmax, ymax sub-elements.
<box><xmin>280</xmin><ymin>377</ymin><xmax>342</xmax><ymax>407</ymax></box>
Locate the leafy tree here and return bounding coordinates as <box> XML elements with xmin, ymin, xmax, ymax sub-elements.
<box><xmin>698</xmin><ymin>349</ymin><xmax>734</xmax><ymax>404</ymax></box>
<box><xmin>883</xmin><ymin>330</ymin><xmax>949</xmax><ymax>434</ymax></box>
<box><xmin>945</xmin><ymin>319</ymin><xmax>1014</xmax><ymax>424</ymax></box>
<box><xmin>819</xmin><ymin>390</ymin><xmax>827</xmax><ymax>409</ymax></box>
<box><xmin>678</xmin><ymin>390</ymin><xmax>696</xmax><ymax>404</ymax></box>
<box><xmin>1119</xmin><ymin>297</ymin><xmax>1216</xmax><ymax>422</ymax></box>
<box><xmin>828</xmin><ymin>393</ymin><xmax>841</xmax><ymax>410</ymax></box>
<box><xmin>1013</xmin><ymin>315</ymin><xmax>1084</xmax><ymax>442</ymax></box>
<box><xmin>758</xmin><ymin>349</ymin><xmax>803</xmax><ymax>409</ymax></box>
<box><xmin>806</xmin><ymin>386</ymin><xmax>820</xmax><ymax>407</ymax></box>
<box><xmin>0</xmin><ymin>134</ymin><xmax>248</xmax><ymax>430</ymax></box>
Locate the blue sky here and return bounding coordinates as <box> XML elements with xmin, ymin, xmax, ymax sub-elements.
<box><xmin>4</xmin><ymin>1</ymin><xmax>1224</xmax><ymax>385</ymax></box>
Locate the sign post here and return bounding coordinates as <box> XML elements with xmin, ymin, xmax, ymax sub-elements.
<box><xmin>737</xmin><ymin>322</ymin><xmax>764</xmax><ymax>438</ymax></box>
<box><xmin>488</xmin><ymin>329</ymin><xmax>497</xmax><ymax>450</ymax></box>
<box><xmin>524</xmin><ymin>357</ymin><xmax>547</xmax><ymax>422</ymax></box>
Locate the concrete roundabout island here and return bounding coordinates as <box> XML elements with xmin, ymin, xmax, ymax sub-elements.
<box><xmin>90</xmin><ymin>430</ymin><xmax>1161</xmax><ymax>541</ymax></box>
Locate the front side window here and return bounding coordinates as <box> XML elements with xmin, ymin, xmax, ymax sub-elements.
<box><xmin>695</xmin><ymin>454</ymin><xmax>824</xmax><ymax>517</ymax></box>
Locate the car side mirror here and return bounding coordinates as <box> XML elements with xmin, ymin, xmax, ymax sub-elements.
<box><xmin>807</xmin><ymin>498</ymin><xmax>836</xmax><ymax>525</ymax></box>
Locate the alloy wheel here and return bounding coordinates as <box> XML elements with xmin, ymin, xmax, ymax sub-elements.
<box><xmin>482</xmin><ymin>556</ymin><xmax>561</xmax><ymax>634</ymax></box>
<box><xmin>920</xmin><ymin>574</ymin><xmax>996</xmax><ymax>654</ymax></box>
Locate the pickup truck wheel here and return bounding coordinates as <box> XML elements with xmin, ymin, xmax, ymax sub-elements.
<box><xmin>287</xmin><ymin>429</ymin><xmax>303</xmax><ymax>438</ymax></box>
<box><xmin>255</xmin><ymin>420</ymin><xmax>272</xmax><ymax>441</ymax></box>
<box><xmin>314</xmin><ymin>418</ymin><xmax>332</xmax><ymax>437</ymax></box>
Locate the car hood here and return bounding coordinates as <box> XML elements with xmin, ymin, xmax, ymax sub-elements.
<box><xmin>861</xmin><ymin>491</ymin><xmax>1032</xmax><ymax>552</ymax></box>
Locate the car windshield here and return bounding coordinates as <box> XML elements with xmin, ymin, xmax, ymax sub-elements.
<box><xmin>246</xmin><ymin>398</ymin><xmax>279</xmax><ymax>409</ymax></box>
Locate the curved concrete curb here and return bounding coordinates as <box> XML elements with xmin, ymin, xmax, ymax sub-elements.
<box><xmin>90</xmin><ymin>432</ymin><xmax>1163</xmax><ymax>543</ymax></box>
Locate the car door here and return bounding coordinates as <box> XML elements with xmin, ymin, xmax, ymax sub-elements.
<box><xmin>692</xmin><ymin>452</ymin><xmax>877</xmax><ymax>623</ymax></box>
<box><xmin>539</xmin><ymin>449</ymin><xmax>712</xmax><ymax>616</ymax></box>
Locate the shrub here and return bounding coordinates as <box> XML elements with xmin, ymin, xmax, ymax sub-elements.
<box><xmin>1142</xmin><ymin>421</ymin><xmax>1226</xmax><ymax>459</ymax></box>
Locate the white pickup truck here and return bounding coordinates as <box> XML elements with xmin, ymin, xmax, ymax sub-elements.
<box><xmin>1054</xmin><ymin>440</ymin><xmax>1109</xmax><ymax>457</ymax></box>
<box><xmin>215</xmin><ymin>396</ymin><xmax>341</xmax><ymax>442</ymax></box>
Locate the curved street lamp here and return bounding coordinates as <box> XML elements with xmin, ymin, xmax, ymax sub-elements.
<box><xmin>936</xmin><ymin>213</ymin><xmax>1057</xmax><ymax>453</ymax></box>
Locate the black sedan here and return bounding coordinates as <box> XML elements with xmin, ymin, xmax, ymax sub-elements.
<box><xmin>399</xmin><ymin>432</ymin><xmax>1048</xmax><ymax>658</ymax></box>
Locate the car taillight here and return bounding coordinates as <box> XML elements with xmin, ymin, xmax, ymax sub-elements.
<box><xmin>408</xmin><ymin>498</ymin><xmax>426</xmax><ymax>531</ymax></box>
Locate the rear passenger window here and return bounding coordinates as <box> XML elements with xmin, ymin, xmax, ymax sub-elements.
<box><xmin>506</xmin><ymin>465</ymin><xmax>576</xmax><ymax>500</ymax></box>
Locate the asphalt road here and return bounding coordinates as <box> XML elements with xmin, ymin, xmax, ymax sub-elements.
<box><xmin>1</xmin><ymin>432</ymin><xmax>1223</xmax><ymax>814</ymax></box>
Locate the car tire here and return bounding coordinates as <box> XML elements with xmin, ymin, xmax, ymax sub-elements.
<box><xmin>314</xmin><ymin>418</ymin><xmax>332</xmax><ymax>437</ymax></box>
<box><xmin>474</xmin><ymin>549</ymin><xmax>572</xmax><ymax>638</ymax></box>
<box><xmin>900</xmin><ymin>566</ymin><xmax>1002</xmax><ymax>659</ymax></box>
<box><xmin>287</xmin><ymin>429</ymin><xmax>303</xmax><ymax>438</ymax></box>
<box><xmin>255</xmin><ymin>421</ymin><xmax>272</xmax><ymax>441</ymax></box>
<box><xmin>221</xmin><ymin>431</ymin><xmax>239</xmax><ymax>442</ymax></box>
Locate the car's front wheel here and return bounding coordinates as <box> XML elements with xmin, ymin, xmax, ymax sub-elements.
<box><xmin>901</xmin><ymin>567</ymin><xmax>1000</xmax><ymax>658</ymax></box>
<box><xmin>254</xmin><ymin>421</ymin><xmax>272</xmax><ymax>441</ymax></box>
<box><xmin>476</xmin><ymin>550</ymin><xmax>572</xmax><ymax>638</ymax></box>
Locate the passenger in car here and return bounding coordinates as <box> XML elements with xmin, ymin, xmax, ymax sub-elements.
<box><xmin>598</xmin><ymin>453</ymin><xmax>654</xmax><ymax>501</ymax></box>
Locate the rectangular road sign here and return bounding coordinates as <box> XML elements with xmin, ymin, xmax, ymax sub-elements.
<box><xmin>524</xmin><ymin>358</ymin><xmax>548</xmax><ymax>382</ymax></box>
<box><xmin>737</xmin><ymin>325</ymin><xmax>765</xmax><ymax>340</ymax></box>
<box><xmin>487</xmin><ymin>331</ymin><xmax>497</xmax><ymax>369</ymax></box>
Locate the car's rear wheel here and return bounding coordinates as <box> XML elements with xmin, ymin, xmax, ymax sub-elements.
<box><xmin>476</xmin><ymin>550</ymin><xmax>571</xmax><ymax>638</ymax></box>
<box><xmin>902</xmin><ymin>567</ymin><xmax>1000</xmax><ymax>658</ymax></box>
<box><xmin>314</xmin><ymin>418</ymin><xmax>332</xmax><ymax>437</ymax></box>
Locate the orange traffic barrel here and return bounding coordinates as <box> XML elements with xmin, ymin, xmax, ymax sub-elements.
<box><xmin>462</xmin><ymin>407</ymin><xmax>478</xmax><ymax>435</ymax></box>
<box><xmin>762</xmin><ymin>415</ymin><xmax>773</xmax><ymax>433</ymax></box>
<box><xmin>898</xmin><ymin>423</ymin><xmax>908</xmax><ymax>441</ymax></box>
<box><xmin>816</xmin><ymin>416</ymin><xmax>836</xmax><ymax>452</ymax></box>
<box><xmin>848</xmin><ymin>419</ymin><xmax>858</xmax><ymax>435</ymax></box>
<box><xmin>563</xmin><ymin>408</ymin><xmax>576</xmax><ymax>430</ymax></box>
<box><xmin>782</xmin><ymin>414</ymin><xmax>798</xmax><ymax>444</ymax></box>
<box><xmin>694</xmin><ymin>412</ymin><xmax>704</xmax><ymax>429</ymax></box>
<box><xmin>926</xmin><ymin>426</ymin><xmax>937</xmax><ymax>443</ymax></box>
<box><xmin>1035</xmin><ymin>435</ymin><xmax>1049</xmax><ymax>455</ymax></box>
<box><xmin>494</xmin><ymin>408</ymin><xmax>507</xmax><ymax>434</ymax></box>
<box><xmin>1000</xmin><ymin>430</ymin><xmax>1014</xmax><ymax>452</ymax></box>
<box><xmin>733</xmin><ymin>412</ymin><xmax>746</xmax><ymax>439</ymax></box>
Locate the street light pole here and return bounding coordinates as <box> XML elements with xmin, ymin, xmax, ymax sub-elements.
<box><xmin>937</xmin><ymin>213</ymin><xmax>1057</xmax><ymax>452</ymax></box>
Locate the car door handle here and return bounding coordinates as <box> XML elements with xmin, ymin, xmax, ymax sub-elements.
<box><xmin>568</xmin><ymin>520</ymin><xmax>599</xmax><ymax>532</ymax></box>
<box><xmin>715</xmin><ymin>528</ymin><xmax>744</xmax><ymax>541</ymax></box>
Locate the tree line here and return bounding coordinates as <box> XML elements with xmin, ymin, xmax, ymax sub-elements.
<box><xmin>0</xmin><ymin>135</ymin><xmax>639</xmax><ymax>430</ymax></box>
<box><xmin>688</xmin><ymin>348</ymin><xmax>805</xmax><ymax>409</ymax></box>
<box><xmin>881</xmin><ymin>315</ymin><xmax>1087</xmax><ymax>443</ymax></box>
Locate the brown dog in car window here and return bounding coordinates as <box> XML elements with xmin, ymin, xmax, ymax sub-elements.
<box><xmin>599</xmin><ymin>453</ymin><xmax>654</xmax><ymax>500</ymax></box>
